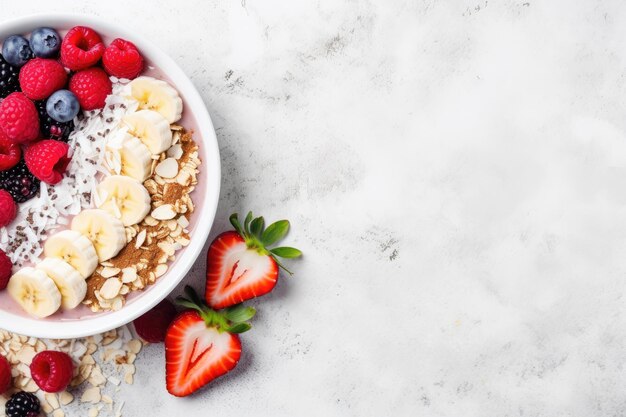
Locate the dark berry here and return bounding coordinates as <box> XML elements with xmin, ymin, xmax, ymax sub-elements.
<box><xmin>5</xmin><ymin>392</ymin><xmax>40</xmax><ymax>417</ymax></box>
<box><xmin>46</xmin><ymin>90</ymin><xmax>79</xmax><ymax>123</ymax></box>
<box><xmin>35</xmin><ymin>100</ymin><xmax>73</xmax><ymax>142</ymax></box>
<box><xmin>0</xmin><ymin>159</ymin><xmax>39</xmax><ymax>203</ymax></box>
<box><xmin>29</xmin><ymin>27</ymin><xmax>61</xmax><ymax>58</ymax></box>
<box><xmin>2</xmin><ymin>35</ymin><xmax>33</xmax><ymax>67</ymax></box>
<box><xmin>0</xmin><ymin>54</ymin><xmax>20</xmax><ymax>98</ymax></box>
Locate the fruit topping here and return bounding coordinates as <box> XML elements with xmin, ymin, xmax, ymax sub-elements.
<box><xmin>205</xmin><ymin>212</ymin><xmax>302</xmax><ymax>309</ymax></box>
<box><xmin>7</xmin><ymin>267</ymin><xmax>61</xmax><ymax>318</ymax></box>
<box><xmin>95</xmin><ymin>175</ymin><xmax>151</xmax><ymax>226</ymax></box>
<box><xmin>0</xmin><ymin>159</ymin><xmax>39</xmax><ymax>203</ymax></box>
<box><xmin>122</xmin><ymin>109</ymin><xmax>172</xmax><ymax>154</ymax></box>
<box><xmin>24</xmin><ymin>139</ymin><xmax>70</xmax><ymax>185</ymax></box>
<box><xmin>60</xmin><ymin>26</ymin><xmax>104</xmax><ymax>70</ymax></box>
<box><xmin>0</xmin><ymin>249</ymin><xmax>12</xmax><ymax>290</ymax></box>
<box><xmin>166</xmin><ymin>286</ymin><xmax>255</xmax><ymax>397</ymax></box>
<box><xmin>103</xmin><ymin>38</ymin><xmax>144</xmax><ymax>79</ymax></box>
<box><xmin>2</xmin><ymin>35</ymin><xmax>33</xmax><ymax>67</ymax></box>
<box><xmin>0</xmin><ymin>128</ymin><xmax>21</xmax><ymax>171</ymax></box>
<box><xmin>133</xmin><ymin>299</ymin><xmax>178</xmax><ymax>343</ymax></box>
<box><xmin>69</xmin><ymin>67</ymin><xmax>112</xmax><ymax>110</ymax></box>
<box><xmin>43</xmin><ymin>230</ymin><xmax>97</xmax><ymax>279</ymax></box>
<box><xmin>30</xmin><ymin>350</ymin><xmax>74</xmax><ymax>392</ymax></box>
<box><xmin>29</xmin><ymin>27</ymin><xmax>61</xmax><ymax>58</ymax></box>
<box><xmin>127</xmin><ymin>76</ymin><xmax>183</xmax><ymax>123</ymax></box>
<box><xmin>5</xmin><ymin>392</ymin><xmax>40</xmax><ymax>417</ymax></box>
<box><xmin>70</xmin><ymin>209</ymin><xmax>126</xmax><ymax>262</ymax></box>
<box><xmin>0</xmin><ymin>190</ymin><xmax>16</xmax><ymax>227</ymax></box>
<box><xmin>0</xmin><ymin>92</ymin><xmax>39</xmax><ymax>143</ymax></box>
<box><xmin>46</xmin><ymin>89</ymin><xmax>79</xmax><ymax>123</ymax></box>
<box><xmin>0</xmin><ymin>54</ymin><xmax>21</xmax><ymax>98</ymax></box>
<box><xmin>35</xmin><ymin>100</ymin><xmax>73</xmax><ymax>142</ymax></box>
<box><xmin>36</xmin><ymin>258</ymin><xmax>86</xmax><ymax>310</ymax></box>
<box><xmin>0</xmin><ymin>354</ymin><xmax>10</xmax><ymax>393</ymax></box>
<box><xmin>19</xmin><ymin>58</ymin><xmax>67</xmax><ymax>100</ymax></box>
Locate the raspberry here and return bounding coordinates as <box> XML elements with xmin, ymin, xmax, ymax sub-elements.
<box><xmin>0</xmin><ymin>249</ymin><xmax>12</xmax><ymax>290</ymax></box>
<box><xmin>0</xmin><ymin>92</ymin><xmax>39</xmax><ymax>143</ymax></box>
<box><xmin>60</xmin><ymin>26</ymin><xmax>104</xmax><ymax>71</ymax></box>
<box><xmin>69</xmin><ymin>67</ymin><xmax>111</xmax><ymax>110</ymax></box>
<box><xmin>5</xmin><ymin>392</ymin><xmax>40</xmax><ymax>417</ymax></box>
<box><xmin>18</xmin><ymin>58</ymin><xmax>67</xmax><ymax>100</ymax></box>
<box><xmin>0</xmin><ymin>128</ymin><xmax>20</xmax><ymax>170</ymax></box>
<box><xmin>133</xmin><ymin>299</ymin><xmax>177</xmax><ymax>343</ymax></box>
<box><xmin>0</xmin><ymin>190</ymin><xmax>16</xmax><ymax>228</ymax></box>
<box><xmin>24</xmin><ymin>140</ymin><xmax>70</xmax><ymax>185</ymax></box>
<box><xmin>0</xmin><ymin>355</ymin><xmax>10</xmax><ymax>393</ymax></box>
<box><xmin>29</xmin><ymin>351</ymin><xmax>73</xmax><ymax>393</ymax></box>
<box><xmin>102</xmin><ymin>38</ymin><xmax>144</xmax><ymax>79</ymax></box>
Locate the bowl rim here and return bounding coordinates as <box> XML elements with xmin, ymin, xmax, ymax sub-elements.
<box><xmin>0</xmin><ymin>13</ymin><xmax>221</xmax><ymax>339</ymax></box>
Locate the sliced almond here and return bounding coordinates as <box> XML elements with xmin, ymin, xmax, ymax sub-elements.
<box><xmin>121</xmin><ymin>267</ymin><xmax>137</xmax><ymax>283</ymax></box>
<box><xmin>155</xmin><ymin>264</ymin><xmax>168</xmax><ymax>278</ymax></box>
<box><xmin>152</xmin><ymin>204</ymin><xmax>176</xmax><ymax>220</ymax></box>
<box><xmin>45</xmin><ymin>393</ymin><xmax>60</xmax><ymax>410</ymax></box>
<box><xmin>166</xmin><ymin>144</ymin><xmax>183</xmax><ymax>159</ymax></box>
<box><xmin>59</xmin><ymin>391</ymin><xmax>74</xmax><ymax>406</ymax></box>
<box><xmin>155</xmin><ymin>157</ymin><xmax>179</xmax><ymax>178</ymax></box>
<box><xmin>81</xmin><ymin>386</ymin><xmax>101</xmax><ymax>403</ymax></box>
<box><xmin>100</xmin><ymin>267</ymin><xmax>121</xmax><ymax>278</ymax></box>
<box><xmin>100</xmin><ymin>279</ymin><xmax>122</xmax><ymax>300</ymax></box>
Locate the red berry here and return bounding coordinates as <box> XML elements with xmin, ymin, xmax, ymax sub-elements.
<box><xmin>19</xmin><ymin>58</ymin><xmax>67</xmax><ymax>100</ymax></box>
<box><xmin>0</xmin><ymin>92</ymin><xmax>40</xmax><ymax>143</ymax></box>
<box><xmin>0</xmin><ymin>128</ymin><xmax>20</xmax><ymax>171</ymax></box>
<box><xmin>24</xmin><ymin>140</ymin><xmax>70</xmax><ymax>185</ymax></box>
<box><xmin>30</xmin><ymin>350</ymin><xmax>73</xmax><ymax>393</ymax></box>
<box><xmin>133</xmin><ymin>299</ymin><xmax>177</xmax><ymax>343</ymax></box>
<box><xmin>69</xmin><ymin>68</ymin><xmax>111</xmax><ymax>111</ymax></box>
<box><xmin>0</xmin><ymin>191</ymin><xmax>16</xmax><ymax>228</ymax></box>
<box><xmin>0</xmin><ymin>355</ymin><xmax>10</xmax><ymax>393</ymax></box>
<box><xmin>60</xmin><ymin>26</ymin><xmax>105</xmax><ymax>71</ymax></box>
<box><xmin>103</xmin><ymin>38</ymin><xmax>144</xmax><ymax>79</ymax></box>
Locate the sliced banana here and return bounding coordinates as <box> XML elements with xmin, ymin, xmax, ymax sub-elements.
<box><xmin>118</xmin><ymin>135</ymin><xmax>152</xmax><ymax>181</ymax></box>
<box><xmin>122</xmin><ymin>110</ymin><xmax>173</xmax><ymax>155</ymax></box>
<box><xmin>96</xmin><ymin>175</ymin><xmax>151</xmax><ymax>226</ymax></box>
<box><xmin>127</xmin><ymin>76</ymin><xmax>183</xmax><ymax>123</ymax></box>
<box><xmin>7</xmin><ymin>267</ymin><xmax>61</xmax><ymax>318</ymax></box>
<box><xmin>71</xmin><ymin>209</ymin><xmax>127</xmax><ymax>262</ymax></box>
<box><xmin>44</xmin><ymin>230</ymin><xmax>98</xmax><ymax>278</ymax></box>
<box><xmin>36</xmin><ymin>258</ymin><xmax>87</xmax><ymax>310</ymax></box>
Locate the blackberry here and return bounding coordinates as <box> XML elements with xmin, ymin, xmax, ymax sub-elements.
<box><xmin>35</xmin><ymin>100</ymin><xmax>74</xmax><ymax>142</ymax></box>
<box><xmin>5</xmin><ymin>392</ymin><xmax>40</xmax><ymax>417</ymax></box>
<box><xmin>0</xmin><ymin>53</ymin><xmax>20</xmax><ymax>98</ymax></box>
<box><xmin>0</xmin><ymin>159</ymin><xmax>39</xmax><ymax>203</ymax></box>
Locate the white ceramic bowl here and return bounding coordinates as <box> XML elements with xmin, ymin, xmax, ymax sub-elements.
<box><xmin>0</xmin><ymin>14</ymin><xmax>220</xmax><ymax>339</ymax></box>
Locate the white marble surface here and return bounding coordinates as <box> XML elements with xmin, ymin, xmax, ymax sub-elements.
<box><xmin>6</xmin><ymin>0</ymin><xmax>626</xmax><ymax>415</ymax></box>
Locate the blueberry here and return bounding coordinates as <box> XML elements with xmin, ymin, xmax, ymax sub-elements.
<box><xmin>46</xmin><ymin>90</ymin><xmax>80</xmax><ymax>123</ymax></box>
<box><xmin>29</xmin><ymin>27</ymin><xmax>61</xmax><ymax>58</ymax></box>
<box><xmin>2</xmin><ymin>35</ymin><xmax>33</xmax><ymax>67</ymax></box>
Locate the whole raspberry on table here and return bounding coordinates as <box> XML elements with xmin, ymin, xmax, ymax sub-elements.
<box><xmin>0</xmin><ymin>92</ymin><xmax>39</xmax><ymax>143</ymax></box>
<box><xmin>133</xmin><ymin>299</ymin><xmax>178</xmax><ymax>343</ymax></box>
<box><xmin>0</xmin><ymin>159</ymin><xmax>39</xmax><ymax>203</ymax></box>
<box><xmin>35</xmin><ymin>100</ymin><xmax>74</xmax><ymax>142</ymax></box>
<box><xmin>0</xmin><ymin>128</ymin><xmax>20</xmax><ymax>170</ymax></box>
<box><xmin>0</xmin><ymin>354</ymin><xmax>10</xmax><ymax>393</ymax></box>
<box><xmin>0</xmin><ymin>54</ymin><xmax>20</xmax><ymax>98</ymax></box>
<box><xmin>0</xmin><ymin>190</ymin><xmax>16</xmax><ymax>228</ymax></box>
<box><xmin>69</xmin><ymin>67</ymin><xmax>112</xmax><ymax>110</ymax></box>
<box><xmin>5</xmin><ymin>392</ymin><xmax>40</xmax><ymax>417</ymax></box>
<box><xmin>0</xmin><ymin>249</ymin><xmax>12</xmax><ymax>290</ymax></box>
<box><xmin>18</xmin><ymin>58</ymin><xmax>67</xmax><ymax>100</ymax></box>
<box><xmin>24</xmin><ymin>140</ymin><xmax>70</xmax><ymax>185</ymax></box>
<box><xmin>103</xmin><ymin>38</ymin><xmax>144</xmax><ymax>79</ymax></box>
<box><xmin>60</xmin><ymin>25</ymin><xmax>105</xmax><ymax>70</ymax></box>
<box><xmin>30</xmin><ymin>350</ymin><xmax>74</xmax><ymax>393</ymax></box>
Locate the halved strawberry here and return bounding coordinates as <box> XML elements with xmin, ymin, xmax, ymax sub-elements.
<box><xmin>205</xmin><ymin>212</ymin><xmax>302</xmax><ymax>309</ymax></box>
<box><xmin>165</xmin><ymin>286</ymin><xmax>256</xmax><ymax>397</ymax></box>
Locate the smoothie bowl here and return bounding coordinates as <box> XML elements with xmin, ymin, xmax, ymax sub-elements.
<box><xmin>0</xmin><ymin>15</ymin><xmax>220</xmax><ymax>339</ymax></box>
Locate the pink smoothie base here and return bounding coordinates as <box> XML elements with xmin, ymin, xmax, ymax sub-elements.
<box><xmin>0</xmin><ymin>32</ymin><xmax>208</xmax><ymax>322</ymax></box>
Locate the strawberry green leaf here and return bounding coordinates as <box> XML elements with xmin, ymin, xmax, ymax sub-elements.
<box><xmin>229</xmin><ymin>213</ymin><xmax>244</xmax><ymax>236</ymax></box>
<box><xmin>244</xmin><ymin>212</ymin><xmax>253</xmax><ymax>235</ymax></box>
<box><xmin>228</xmin><ymin>323</ymin><xmax>252</xmax><ymax>334</ymax></box>
<box><xmin>261</xmin><ymin>220</ymin><xmax>290</xmax><ymax>246</ymax></box>
<box><xmin>225</xmin><ymin>305</ymin><xmax>256</xmax><ymax>323</ymax></box>
<box><xmin>271</xmin><ymin>247</ymin><xmax>303</xmax><ymax>259</ymax></box>
<box><xmin>250</xmin><ymin>216</ymin><xmax>265</xmax><ymax>238</ymax></box>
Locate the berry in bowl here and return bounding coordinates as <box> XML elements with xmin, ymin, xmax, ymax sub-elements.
<box><xmin>0</xmin><ymin>15</ymin><xmax>220</xmax><ymax>339</ymax></box>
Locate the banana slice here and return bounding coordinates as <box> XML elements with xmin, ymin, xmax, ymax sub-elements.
<box><xmin>36</xmin><ymin>258</ymin><xmax>87</xmax><ymax>310</ymax></box>
<box><xmin>96</xmin><ymin>175</ymin><xmax>151</xmax><ymax>226</ymax></box>
<box><xmin>71</xmin><ymin>209</ymin><xmax>127</xmax><ymax>262</ymax></box>
<box><xmin>7</xmin><ymin>267</ymin><xmax>61</xmax><ymax>318</ymax></box>
<box><xmin>122</xmin><ymin>110</ymin><xmax>173</xmax><ymax>155</ymax></box>
<box><xmin>117</xmin><ymin>135</ymin><xmax>152</xmax><ymax>181</ymax></box>
<box><xmin>44</xmin><ymin>230</ymin><xmax>98</xmax><ymax>278</ymax></box>
<box><xmin>127</xmin><ymin>76</ymin><xmax>183</xmax><ymax>123</ymax></box>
